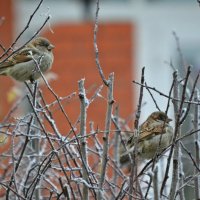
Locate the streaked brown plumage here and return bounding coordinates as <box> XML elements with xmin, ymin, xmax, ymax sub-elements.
<box><xmin>0</xmin><ymin>37</ymin><xmax>54</xmax><ymax>82</ymax></box>
<box><xmin>120</xmin><ymin>111</ymin><xmax>173</xmax><ymax>164</ymax></box>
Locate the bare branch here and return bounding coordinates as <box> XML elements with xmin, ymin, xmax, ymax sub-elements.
<box><xmin>78</xmin><ymin>79</ymin><xmax>89</xmax><ymax>200</ymax></box>
<box><xmin>97</xmin><ymin>73</ymin><xmax>114</xmax><ymax>199</ymax></box>
<box><xmin>94</xmin><ymin>0</ymin><xmax>108</xmax><ymax>86</ymax></box>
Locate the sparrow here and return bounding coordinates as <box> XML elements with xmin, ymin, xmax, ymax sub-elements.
<box><xmin>120</xmin><ymin>111</ymin><xmax>173</xmax><ymax>165</ymax></box>
<box><xmin>0</xmin><ymin>37</ymin><xmax>54</xmax><ymax>82</ymax></box>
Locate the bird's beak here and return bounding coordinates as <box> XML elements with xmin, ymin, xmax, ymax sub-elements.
<box><xmin>48</xmin><ymin>44</ymin><xmax>55</xmax><ymax>50</ymax></box>
<box><xmin>167</xmin><ymin>118</ymin><xmax>172</xmax><ymax>123</ymax></box>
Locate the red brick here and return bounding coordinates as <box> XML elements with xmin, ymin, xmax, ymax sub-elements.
<box><xmin>42</xmin><ymin>22</ymin><xmax>135</xmax><ymax>132</ymax></box>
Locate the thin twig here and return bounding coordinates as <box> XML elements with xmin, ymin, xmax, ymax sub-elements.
<box><xmin>97</xmin><ymin>73</ymin><xmax>114</xmax><ymax>199</ymax></box>
<box><xmin>153</xmin><ymin>166</ymin><xmax>159</xmax><ymax>200</ymax></box>
<box><xmin>129</xmin><ymin>67</ymin><xmax>145</xmax><ymax>200</ymax></box>
<box><xmin>94</xmin><ymin>0</ymin><xmax>108</xmax><ymax>86</ymax></box>
<box><xmin>194</xmin><ymin>90</ymin><xmax>200</xmax><ymax>199</ymax></box>
<box><xmin>78</xmin><ymin>79</ymin><xmax>89</xmax><ymax>200</ymax></box>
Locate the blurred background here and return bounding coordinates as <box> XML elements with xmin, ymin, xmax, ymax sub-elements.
<box><xmin>1</xmin><ymin>1</ymin><xmax>200</xmax><ymax>198</ymax></box>
<box><xmin>1</xmin><ymin>0</ymin><xmax>200</xmax><ymax>128</ymax></box>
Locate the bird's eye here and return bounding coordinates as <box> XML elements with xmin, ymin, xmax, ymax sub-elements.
<box><xmin>159</xmin><ymin>114</ymin><xmax>166</xmax><ymax>121</ymax></box>
<box><xmin>39</xmin><ymin>41</ymin><xmax>49</xmax><ymax>47</ymax></box>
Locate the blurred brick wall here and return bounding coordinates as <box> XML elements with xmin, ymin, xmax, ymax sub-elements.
<box><xmin>0</xmin><ymin>0</ymin><xmax>13</xmax><ymax>121</ymax></box>
<box><xmin>0</xmin><ymin>0</ymin><xmax>14</xmax><ymax>160</ymax></box>
<box><xmin>0</xmin><ymin>0</ymin><xmax>135</xmax><ymax>139</ymax></box>
<box><xmin>42</xmin><ymin>22</ymin><xmax>135</xmax><ymax>133</ymax></box>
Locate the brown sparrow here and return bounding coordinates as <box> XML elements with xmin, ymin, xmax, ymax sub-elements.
<box><xmin>0</xmin><ymin>37</ymin><xmax>54</xmax><ymax>82</ymax></box>
<box><xmin>120</xmin><ymin>111</ymin><xmax>173</xmax><ymax>164</ymax></box>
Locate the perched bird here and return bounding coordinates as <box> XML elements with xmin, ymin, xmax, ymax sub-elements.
<box><xmin>120</xmin><ymin>111</ymin><xmax>173</xmax><ymax>165</ymax></box>
<box><xmin>0</xmin><ymin>37</ymin><xmax>54</xmax><ymax>82</ymax></box>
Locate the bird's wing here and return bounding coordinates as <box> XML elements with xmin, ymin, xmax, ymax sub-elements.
<box><xmin>139</xmin><ymin>121</ymin><xmax>166</xmax><ymax>141</ymax></box>
<box><xmin>0</xmin><ymin>47</ymin><xmax>39</xmax><ymax>69</ymax></box>
<box><xmin>125</xmin><ymin>119</ymin><xmax>152</xmax><ymax>145</ymax></box>
<box><xmin>126</xmin><ymin>121</ymin><xmax>167</xmax><ymax>146</ymax></box>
